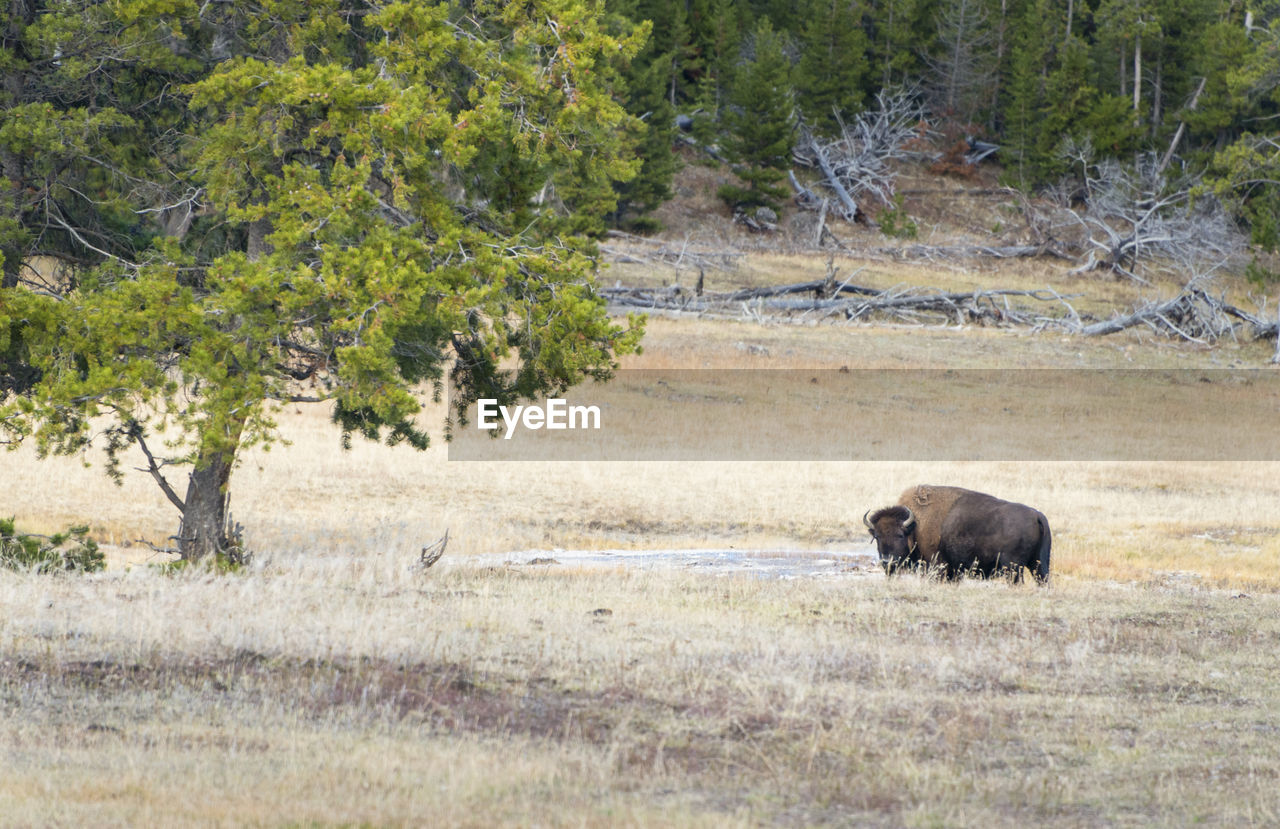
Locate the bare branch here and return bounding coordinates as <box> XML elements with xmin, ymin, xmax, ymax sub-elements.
<box><xmin>129</xmin><ymin>422</ymin><xmax>186</xmax><ymax>513</ymax></box>
<box><xmin>600</xmin><ymin>231</ymin><xmax>745</xmax><ymax>275</ymax></box>
<box><xmin>793</xmin><ymin>89</ymin><xmax>931</xmax><ymax>215</ymax></box>
<box><xmin>418</xmin><ymin>528</ymin><xmax>449</xmax><ymax>570</ymax></box>
<box><xmin>1054</xmin><ymin>146</ymin><xmax>1245</xmax><ymax>280</ymax></box>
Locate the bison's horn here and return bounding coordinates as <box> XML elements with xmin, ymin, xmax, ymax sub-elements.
<box><xmin>902</xmin><ymin>508</ymin><xmax>916</xmax><ymax>530</ymax></box>
<box><xmin>862</xmin><ymin>510</ymin><xmax>873</xmax><ymax>530</ymax></box>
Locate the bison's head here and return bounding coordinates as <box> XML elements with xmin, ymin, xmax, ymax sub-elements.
<box><xmin>863</xmin><ymin>506</ymin><xmax>917</xmax><ymax>575</ymax></box>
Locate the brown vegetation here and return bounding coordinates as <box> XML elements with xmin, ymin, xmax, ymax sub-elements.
<box><xmin>3</xmin><ymin>563</ymin><xmax>1279</xmax><ymax>825</ymax></box>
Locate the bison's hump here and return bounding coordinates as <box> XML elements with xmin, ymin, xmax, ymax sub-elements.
<box><xmin>902</xmin><ymin>484</ymin><xmax>981</xmax><ymax>508</ymax></box>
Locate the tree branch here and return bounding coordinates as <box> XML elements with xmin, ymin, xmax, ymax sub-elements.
<box><xmin>129</xmin><ymin>423</ymin><xmax>186</xmax><ymax>513</ymax></box>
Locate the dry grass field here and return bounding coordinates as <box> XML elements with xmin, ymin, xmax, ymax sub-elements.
<box><xmin>4</xmin><ymin>251</ymin><xmax>1280</xmax><ymax>825</ymax></box>
<box><xmin>4</xmin><ymin>564</ymin><xmax>1279</xmax><ymax>826</ymax></box>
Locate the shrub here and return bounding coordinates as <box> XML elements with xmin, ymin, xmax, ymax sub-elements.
<box><xmin>0</xmin><ymin>517</ymin><xmax>104</xmax><ymax>573</ymax></box>
<box><xmin>878</xmin><ymin>195</ymin><xmax>918</xmax><ymax>239</ymax></box>
<box><xmin>1246</xmin><ymin>259</ymin><xmax>1280</xmax><ymax>289</ymax></box>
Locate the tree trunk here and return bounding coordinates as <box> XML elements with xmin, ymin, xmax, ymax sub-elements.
<box><xmin>246</xmin><ymin>217</ymin><xmax>273</xmax><ymax>261</ymax></box>
<box><xmin>1133</xmin><ymin>34</ymin><xmax>1142</xmax><ymax>123</ymax></box>
<box><xmin>945</xmin><ymin>0</ymin><xmax>965</xmax><ymax>112</ymax></box>
<box><xmin>1119</xmin><ymin>47</ymin><xmax>1126</xmax><ymax>99</ymax></box>
<box><xmin>1157</xmin><ymin>76</ymin><xmax>1207</xmax><ymax>173</ymax></box>
<box><xmin>176</xmin><ymin>409</ymin><xmax>246</xmax><ymax>562</ymax></box>
<box><xmin>1151</xmin><ymin>50</ymin><xmax>1162</xmax><ymax>132</ymax></box>
<box><xmin>178</xmin><ymin>446</ymin><xmax>238</xmax><ymax>562</ymax></box>
<box><xmin>179</xmin><ymin>194</ymin><xmax>265</xmax><ymax>563</ymax></box>
<box><xmin>882</xmin><ymin>0</ymin><xmax>899</xmax><ymax>88</ymax></box>
<box><xmin>1</xmin><ymin>250</ymin><xmax>19</xmax><ymax>290</ymax></box>
<box><xmin>991</xmin><ymin>0</ymin><xmax>1007</xmax><ymax>116</ymax></box>
<box><xmin>806</xmin><ymin>135</ymin><xmax>859</xmax><ymax>221</ymax></box>
<box><xmin>1273</xmin><ymin>299</ymin><xmax>1280</xmax><ymax>364</ymax></box>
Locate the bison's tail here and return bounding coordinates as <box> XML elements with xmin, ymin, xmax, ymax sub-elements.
<box><xmin>1034</xmin><ymin>512</ymin><xmax>1052</xmax><ymax>586</ymax></box>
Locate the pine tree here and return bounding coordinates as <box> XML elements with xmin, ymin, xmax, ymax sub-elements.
<box><xmin>1206</xmin><ymin>16</ymin><xmax>1280</xmax><ymax>249</ymax></box>
<box><xmin>690</xmin><ymin>0</ymin><xmax>742</xmax><ymax>122</ymax></box>
<box><xmin>645</xmin><ymin>0</ymin><xmax>698</xmax><ymax>105</ymax></box>
<box><xmin>2</xmin><ymin>0</ymin><xmax>646</xmax><ymax>562</ymax></box>
<box><xmin>924</xmin><ymin>0</ymin><xmax>998</xmax><ymax>125</ymax></box>
<box><xmin>748</xmin><ymin>0</ymin><xmax>806</xmax><ymax>34</ymax></box>
<box><xmin>793</xmin><ymin>0</ymin><xmax>871</xmax><ymax>135</ymax></box>
<box><xmin>1001</xmin><ymin>0</ymin><xmax>1056</xmax><ymax>186</ymax></box>
<box><xmin>719</xmin><ymin>19</ymin><xmax>796</xmax><ymax>212</ymax></box>
<box><xmin>608</xmin><ymin>9</ymin><xmax>680</xmax><ymax>229</ymax></box>
<box><xmin>1182</xmin><ymin>20</ymin><xmax>1252</xmax><ymax>150</ymax></box>
<box><xmin>1039</xmin><ymin>36</ymin><xmax>1143</xmax><ymax>178</ymax></box>
<box><xmin>1139</xmin><ymin>0</ymin><xmax>1216</xmax><ymax>139</ymax></box>
<box><xmin>868</xmin><ymin>0</ymin><xmax>937</xmax><ymax>88</ymax></box>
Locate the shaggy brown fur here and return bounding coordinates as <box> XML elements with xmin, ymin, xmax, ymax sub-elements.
<box><xmin>866</xmin><ymin>484</ymin><xmax>1051</xmax><ymax>583</ymax></box>
<box><xmin>897</xmin><ymin>484</ymin><xmax>969</xmax><ymax>568</ymax></box>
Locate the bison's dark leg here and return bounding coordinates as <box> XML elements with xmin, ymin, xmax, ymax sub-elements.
<box><xmin>1032</xmin><ymin>511</ymin><xmax>1052</xmax><ymax>585</ymax></box>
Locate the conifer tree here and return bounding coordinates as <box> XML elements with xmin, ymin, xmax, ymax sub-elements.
<box><xmin>1182</xmin><ymin>20</ymin><xmax>1252</xmax><ymax>150</ymax></box>
<box><xmin>608</xmin><ymin>7</ymin><xmax>679</xmax><ymax>229</ymax></box>
<box><xmin>749</xmin><ymin>0</ymin><xmax>806</xmax><ymax>34</ymax></box>
<box><xmin>1038</xmin><ymin>37</ymin><xmax>1142</xmax><ymax>179</ymax></box>
<box><xmin>644</xmin><ymin>0</ymin><xmax>699</xmax><ymax>105</ymax></box>
<box><xmin>1</xmin><ymin>0</ymin><xmax>646</xmax><ymax>562</ymax></box>
<box><xmin>690</xmin><ymin>0</ymin><xmax>742</xmax><ymax>122</ymax></box>
<box><xmin>868</xmin><ymin>0</ymin><xmax>937</xmax><ymax>88</ymax></box>
<box><xmin>1001</xmin><ymin>0</ymin><xmax>1056</xmax><ymax>186</ymax></box>
<box><xmin>794</xmin><ymin>0</ymin><xmax>871</xmax><ymax>135</ymax></box>
<box><xmin>924</xmin><ymin>0</ymin><xmax>998</xmax><ymax>125</ymax></box>
<box><xmin>719</xmin><ymin>19</ymin><xmax>796</xmax><ymax>212</ymax></box>
<box><xmin>1206</xmin><ymin>15</ymin><xmax>1280</xmax><ymax>250</ymax></box>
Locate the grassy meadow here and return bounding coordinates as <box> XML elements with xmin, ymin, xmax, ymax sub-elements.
<box><xmin>4</xmin><ymin>259</ymin><xmax>1280</xmax><ymax>824</ymax></box>
<box><xmin>4</xmin><ymin>563</ymin><xmax>1279</xmax><ymax>826</ymax></box>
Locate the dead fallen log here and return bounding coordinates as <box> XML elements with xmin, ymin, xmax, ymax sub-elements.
<box><xmin>418</xmin><ymin>529</ymin><xmax>448</xmax><ymax>571</ymax></box>
<box><xmin>601</xmin><ymin>231</ymin><xmax>745</xmax><ymax>272</ymax></box>
<box><xmin>602</xmin><ymin>274</ymin><xmax>1280</xmax><ymax>349</ymax></box>
<box><xmin>1078</xmin><ymin>296</ymin><xmax>1188</xmax><ymax>337</ymax></box>
<box><xmin>602</xmin><ymin>282</ymin><xmax>1081</xmax><ymax>328</ymax></box>
<box><xmin>723</xmin><ymin>280</ymin><xmax>879</xmax><ymax>301</ymax></box>
<box><xmin>804</xmin><ymin>133</ymin><xmax>860</xmax><ymax>221</ymax></box>
<box><xmin>1215</xmin><ymin>298</ymin><xmax>1280</xmax><ymax>339</ymax></box>
<box><xmin>788</xmin><ymin>170</ymin><xmax>821</xmax><ymax>210</ymax></box>
<box><xmin>732</xmin><ymin>208</ymin><xmax>778</xmax><ymax>233</ymax></box>
<box><xmin>966</xmin><ymin>138</ymin><xmax>1000</xmax><ymax>163</ymax></box>
<box><xmin>853</xmin><ymin>288</ymin><xmax>1068</xmax><ymax>308</ymax></box>
<box><xmin>675</xmin><ymin>132</ymin><xmax>727</xmax><ymax>162</ymax></box>
<box><xmin>1076</xmin><ymin>283</ymin><xmax>1269</xmax><ymax>343</ymax></box>
<box><xmin>884</xmin><ymin>243</ymin><xmax>1074</xmax><ymax>262</ymax></box>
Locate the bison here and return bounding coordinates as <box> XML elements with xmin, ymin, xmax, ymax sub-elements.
<box><xmin>863</xmin><ymin>485</ymin><xmax>1051</xmax><ymax>584</ymax></box>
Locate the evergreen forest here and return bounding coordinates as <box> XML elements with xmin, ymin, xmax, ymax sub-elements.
<box><xmin>603</xmin><ymin>0</ymin><xmax>1280</xmax><ymax>249</ymax></box>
